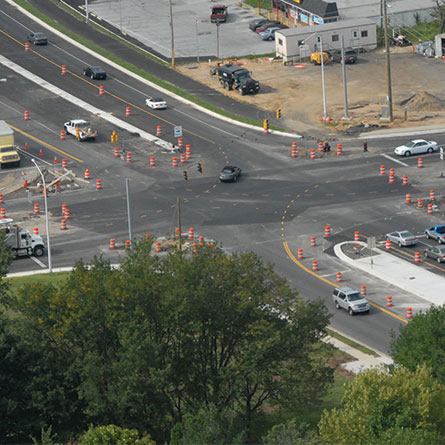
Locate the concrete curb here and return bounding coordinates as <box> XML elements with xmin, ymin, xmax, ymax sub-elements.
<box><xmin>6</xmin><ymin>0</ymin><xmax>300</xmax><ymax>139</ymax></box>
<box><xmin>359</xmin><ymin>124</ymin><xmax>445</xmax><ymax>140</ymax></box>
<box><xmin>334</xmin><ymin>241</ymin><xmax>445</xmax><ymax>306</ymax></box>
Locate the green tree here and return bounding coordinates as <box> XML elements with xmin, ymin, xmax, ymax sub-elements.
<box><xmin>79</xmin><ymin>424</ymin><xmax>155</xmax><ymax>445</ymax></box>
<box><xmin>431</xmin><ymin>0</ymin><xmax>445</xmax><ymax>33</ymax></box>
<box><xmin>120</xmin><ymin>243</ymin><xmax>333</xmax><ymax>440</ymax></box>
<box><xmin>261</xmin><ymin>420</ymin><xmax>320</xmax><ymax>444</ymax></box>
<box><xmin>319</xmin><ymin>365</ymin><xmax>445</xmax><ymax>444</ymax></box>
<box><xmin>170</xmin><ymin>404</ymin><xmax>245</xmax><ymax>444</ymax></box>
<box><xmin>390</xmin><ymin>305</ymin><xmax>445</xmax><ymax>383</ymax></box>
<box><xmin>8</xmin><ymin>239</ymin><xmax>333</xmax><ymax>443</ymax></box>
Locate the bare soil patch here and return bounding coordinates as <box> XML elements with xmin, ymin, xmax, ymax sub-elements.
<box><xmin>176</xmin><ymin>47</ymin><xmax>445</xmax><ymax>136</ymax></box>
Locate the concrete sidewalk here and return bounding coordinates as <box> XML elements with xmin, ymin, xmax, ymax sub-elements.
<box><xmin>334</xmin><ymin>241</ymin><xmax>445</xmax><ymax>306</ymax></box>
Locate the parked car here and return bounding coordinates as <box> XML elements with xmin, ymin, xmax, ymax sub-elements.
<box><xmin>83</xmin><ymin>66</ymin><xmax>107</xmax><ymax>80</ymax></box>
<box><xmin>423</xmin><ymin>245</ymin><xmax>445</xmax><ymax>263</ymax></box>
<box><xmin>27</xmin><ymin>32</ymin><xmax>48</xmax><ymax>45</ymax></box>
<box><xmin>394</xmin><ymin>139</ymin><xmax>437</xmax><ymax>157</ymax></box>
<box><xmin>256</xmin><ymin>21</ymin><xmax>281</xmax><ymax>34</ymax></box>
<box><xmin>332</xmin><ymin>49</ymin><xmax>357</xmax><ymax>64</ymax></box>
<box><xmin>145</xmin><ymin>97</ymin><xmax>167</xmax><ymax>109</ymax></box>
<box><xmin>249</xmin><ymin>18</ymin><xmax>270</xmax><ymax>31</ymax></box>
<box><xmin>385</xmin><ymin>231</ymin><xmax>418</xmax><ymax>247</ymax></box>
<box><xmin>259</xmin><ymin>27</ymin><xmax>281</xmax><ymax>41</ymax></box>
<box><xmin>219</xmin><ymin>165</ymin><xmax>242</xmax><ymax>182</ymax></box>
<box><xmin>332</xmin><ymin>287</ymin><xmax>370</xmax><ymax>315</ymax></box>
<box><xmin>425</xmin><ymin>225</ymin><xmax>445</xmax><ymax>244</ymax></box>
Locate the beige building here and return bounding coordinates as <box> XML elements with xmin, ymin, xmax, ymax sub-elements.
<box><xmin>275</xmin><ymin>19</ymin><xmax>377</xmax><ymax>63</ymax></box>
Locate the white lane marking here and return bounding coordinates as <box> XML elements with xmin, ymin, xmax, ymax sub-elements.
<box><xmin>31</xmin><ymin>256</ymin><xmax>46</xmax><ymax>268</ymax></box>
<box><xmin>381</xmin><ymin>153</ymin><xmax>409</xmax><ymax>166</ymax></box>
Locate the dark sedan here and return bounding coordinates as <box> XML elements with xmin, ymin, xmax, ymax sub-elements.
<box><xmin>424</xmin><ymin>245</ymin><xmax>445</xmax><ymax>263</ymax></box>
<box><xmin>256</xmin><ymin>22</ymin><xmax>287</xmax><ymax>34</ymax></box>
<box><xmin>219</xmin><ymin>166</ymin><xmax>242</xmax><ymax>182</ymax></box>
<box><xmin>256</xmin><ymin>21</ymin><xmax>280</xmax><ymax>33</ymax></box>
<box><xmin>27</xmin><ymin>32</ymin><xmax>48</xmax><ymax>45</ymax></box>
<box><xmin>83</xmin><ymin>66</ymin><xmax>107</xmax><ymax>80</ymax></box>
<box><xmin>249</xmin><ymin>18</ymin><xmax>270</xmax><ymax>31</ymax></box>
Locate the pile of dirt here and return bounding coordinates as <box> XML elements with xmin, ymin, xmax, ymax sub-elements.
<box><xmin>398</xmin><ymin>91</ymin><xmax>445</xmax><ymax>112</ymax></box>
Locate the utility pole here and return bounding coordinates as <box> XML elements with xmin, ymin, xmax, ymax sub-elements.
<box><xmin>216</xmin><ymin>20</ymin><xmax>220</xmax><ymax>59</ymax></box>
<box><xmin>85</xmin><ymin>0</ymin><xmax>89</xmax><ymax>24</ymax></box>
<box><xmin>177</xmin><ymin>196</ymin><xmax>182</xmax><ymax>251</ymax></box>
<box><xmin>383</xmin><ymin>0</ymin><xmax>393</xmax><ymax>121</ymax></box>
<box><xmin>319</xmin><ymin>35</ymin><xmax>328</xmax><ymax>120</ymax></box>
<box><xmin>341</xmin><ymin>35</ymin><xmax>349</xmax><ymax>119</ymax></box>
<box><xmin>168</xmin><ymin>0</ymin><xmax>175</xmax><ymax>67</ymax></box>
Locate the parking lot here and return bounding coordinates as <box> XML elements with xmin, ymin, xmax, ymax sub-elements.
<box><xmin>85</xmin><ymin>0</ymin><xmax>276</xmax><ymax>59</ymax></box>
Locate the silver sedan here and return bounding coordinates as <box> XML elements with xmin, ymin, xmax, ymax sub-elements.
<box><xmin>385</xmin><ymin>231</ymin><xmax>418</xmax><ymax>247</ymax></box>
<box><xmin>424</xmin><ymin>245</ymin><xmax>445</xmax><ymax>263</ymax></box>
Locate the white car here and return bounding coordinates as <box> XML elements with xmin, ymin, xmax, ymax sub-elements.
<box><xmin>145</xmin><ymin>97</ymin><xmax>167</xmax><ymax>110</ymax></box>
<box><xmin>394</xmin><ymin>139</ymin><xmax>437</xmax><ymax>156</ymax></box>
<box><xmin>64</xmin><ymin>119</ymin><xmax>97</xmax><ymax>141</ymax></box>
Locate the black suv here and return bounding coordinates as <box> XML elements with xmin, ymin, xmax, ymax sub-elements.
<box><xmin>332</xmin><ymin>49</ymin><xmax>357</xmax><ymax>64</ymax></box>
<box><xmin>216</xmin><ymin>64</ymin><xmax>260</xmax><ymax>95</ymax></box>
<box><xmin>83</xmin><ymin>66</ymin><xmax>107</xmax><ymax>80</ymax></box>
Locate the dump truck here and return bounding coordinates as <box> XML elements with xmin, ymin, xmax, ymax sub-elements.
<box><xmin>0</xmin><ymin>121</ymin><xmax>21</xmax><ymax>168</ymax></box>
<box><xmin>0</xmin><ymin>218</ymin><xmax>45</xmax><ymax>258</ymax></box>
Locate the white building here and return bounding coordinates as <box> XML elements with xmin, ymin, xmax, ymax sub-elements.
<box><xmin>275</xmin><ymin>19</ymin><xmax>377</xmax><ymax>63</ymax></box>
<box><xmin>335</xmin><ymin>0</ymin><xmax>435</xmax><ymax>27</ymax></box>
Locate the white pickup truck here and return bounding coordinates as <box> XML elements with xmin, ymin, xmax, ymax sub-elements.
<box><xmin>64</xmin><ymin>119</ymin><xmax>97</xmax><ymax>141</ymax></box>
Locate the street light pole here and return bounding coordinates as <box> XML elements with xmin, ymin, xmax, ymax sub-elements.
<box><xmin>383</xmin><ymin>0</ymin><xmax>393</xmax><ymax>121</ymax></box>
<box><xmin>319</xmin><ymin>35</ymin><xmax>328</xmax><ymax>119</ymax></box>
<box><xmin>168</xmin><ymin>0</ymin><xmax>175</xmax><ymax>67</ymax></box>
<box><xmin>341</xmin><ymin>35</ymin><xmax>350</xmax><ymax>119</ymax></box>
<box><xmin>216</xmin><ymin>20</ymin><xmax>220</xmax><ymax>59</ymax></box>
<box><xmin>31</xmin><ymin>159</ymin><xmax>52</xmax><ymax>273</ymax></box>
<box><xmin>85</xmin><ymin>0</ymin><xmax>89</xmax><ymax>24</ymax></box>
<box><xmin>195</xmin><ymin>20</ymin><xmax>200</xmax><ymax>63</ymax></box>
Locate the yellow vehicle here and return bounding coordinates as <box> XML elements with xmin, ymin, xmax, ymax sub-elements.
<box><xmin>310</xmin><ymin>51</ymin><xmax>330</xmax><ymax>65</ymax></box>
<box><xmin>0</xmin><ymin>121</ymin><xmax>20</xmax><ymax>168</ymax></box>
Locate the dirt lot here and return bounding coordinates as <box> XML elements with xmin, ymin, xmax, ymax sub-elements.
<box><xmin>176</xmin><ymin>47</ymin><xmax>445</xmax><ymax>136</ymax></box>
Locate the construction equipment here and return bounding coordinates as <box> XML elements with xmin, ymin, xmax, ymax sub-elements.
<box><xmin>310</xmin><ymin>51</ymin><xmax>330</xmax><ymax>65</ymax></box>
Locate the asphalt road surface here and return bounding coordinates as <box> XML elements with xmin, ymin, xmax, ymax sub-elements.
<box><xmin>2</xmin><ymin>1</ymin><xmax>445</xmax><ymax>355</ymax></box>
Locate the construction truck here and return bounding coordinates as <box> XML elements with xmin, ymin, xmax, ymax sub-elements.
<box><xmin>0</xmin><ymin>218</ymin><xmax>45</xmax><ymax>258</ymax></box>
<box><xmin>0</xmin><ymin>121</ymin><xmax>21</xmax><ymax>168</ymax></box>
<box><xmin>64</xmin><ymin>119</ymin><xmax>97</xmax><ymax>141</ymax></box>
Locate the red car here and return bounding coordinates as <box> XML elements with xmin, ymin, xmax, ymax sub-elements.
<box><xmin>256</xmin><ymin>21</ymin><xmax>287</xmax><ymax>33</ymax></box>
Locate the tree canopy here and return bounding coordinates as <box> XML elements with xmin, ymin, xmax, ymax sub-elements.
<box><xmin>318</xmin><ymin>365</ymin><xmax>445</xmax><ymax>444</ymax></box>
<box><xmin>390</xmin><ymin>305</ymin><xmax>445</xmax><ymax>383</ymax></box>
<box><xmin>1</xmin><ymin>239</ymin><xmax>333</xmax><ymax>443</ymax></box>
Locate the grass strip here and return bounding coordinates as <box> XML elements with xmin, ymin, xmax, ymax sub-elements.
<box><xmin>13</xmin><ymin>0</ymin><xmax>286</xmax><ymax>132</ymax></box>
<box><xmin>6</xmin><ymin>271</ymin><xmax>70</xmax><ymax>292</ymax></box>
<box><xmin>326</xmin><ymin>328</ymin><xmax>380</xmax><ymax>357</ymax></box>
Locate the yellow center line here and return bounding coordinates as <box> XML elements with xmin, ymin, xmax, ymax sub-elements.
<box><xmin>9</xmin><ymin>124</ymin><xmax>84</xmax><ymax>163</ymax></box>
<box><xmin>283</xmin><ymin>241</ymin><xmax>408</xmax><ymax>324</ymax></box>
